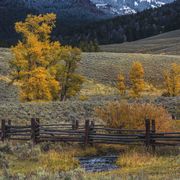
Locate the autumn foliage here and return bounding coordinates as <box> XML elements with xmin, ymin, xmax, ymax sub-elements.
<box><xmin>117</xmin><ymin>74</ymin><xmax>126</xmax><ymax>95</ymax></box>
<box><xmin>20</xmin><ymin>68</ymin><xmax>60</xmax><ymax>101</ymax></box>
<box><xmin>10</xmin><ymin>13</ymin><xmax>83</xmax><ymax>101</ymax></box>
<box><xmin>96</xmin><ymin>102</ymin><xmax>172</xmax><ymax>132</ymax></box>
<box><xmin>163</xmin><ymin>63</ymin><xmax>180</xmax><ymax>97</ymax></box>
<box><xmin>57</xmin><ymin>46</ymin><xmax>84</xmax><ymax>101</ymax></box>
<box><xmin>130</xmin><ymin>61</ymin><xmax>145</xmax><ymax>97</ymax></box>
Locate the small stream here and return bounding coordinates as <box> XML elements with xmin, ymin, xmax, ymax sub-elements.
<box><xmin>78</xmin><ymin>155</ymin><xmax>119</xmax><ymax>172</ymax></box>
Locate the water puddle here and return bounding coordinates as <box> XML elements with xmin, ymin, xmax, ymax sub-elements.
<box><xmin>78</xmin><ymin>155</ymin><xmax>119</xmax><ymax>172</ymax></box>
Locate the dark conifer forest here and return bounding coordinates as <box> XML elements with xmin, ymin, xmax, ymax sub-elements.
<box><xmin>64</xmin><ymin>0</ymin><xmax>180</xmax><ymax>45</ymax></box>
<box><xmin>0</xmin><ymin>0</ymin><xmax>179</xmax><ymax>47</ymax></box>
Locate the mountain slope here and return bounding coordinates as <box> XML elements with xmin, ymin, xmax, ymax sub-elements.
<box><xmin>101</xmin><ymin>29</ymin><xmax>180</xmax><ymax>55</ymax></box>
<box><xmin>0</xmin><ymin>1</ymin><xmax>36</xmax><ymax>46</ymax></box>
<box><xmin>70</xmin><ymin>0</ymin><xmax>180</xmax><ymax>45</ymax></box>
<box><xmin>3</xmin><ymin>0</ymin><xmax>174</xmax><ymax>16</ymax></box>
<box><xmin>0</xmin><ymin>0</ymin><xmax>105</xmax><ymax>46</ymax></box>
<box><xmin>91</xmin><ymin>0</ymin><xmax>175</xmax><ymax>15</ymax></box>
<box><xmin>22</xmin><ymin>0</ymin><xmax>105</xmax><ymax>19</ymax></box>
<box><xmin>1</xmin><ymin>0</ymin><xmax>105</xmax><ymax>23</ymax></box>
<box><xmin>0</xmin><ymin>0</ymin><xmax>178</xmax><ymax>47</ymax></box>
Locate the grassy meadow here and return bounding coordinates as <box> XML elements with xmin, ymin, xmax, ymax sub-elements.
<box><xmin>1</xmin><ymin>48</ymin><xmax>180</xmax><ymax>99</ymax></box>
<box><xmin>0</xmin><ymin>47</ymin><xmax>179</xmax><ymax>122</ymax></box>
<box><xmin>0</xmin><ymin>28</ymin><xmax>180</xmax><ymax>179</ymax></box>
<box><xmin>81</xmin><ymin>52</ymin><xmax>180</xmax><ymax>86</ymax></box>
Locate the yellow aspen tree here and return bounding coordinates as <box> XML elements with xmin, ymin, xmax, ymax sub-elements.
<box><xmin>10</xmin><ymin>13</ymin><xmax>83</xmax><ymax>102</ymax></box>
<box><xmin>57</xmin><ymin>46</ymin><xmax>84</xmax><ymax>101</ymax></box>
<box><xmin>117</xmin><ymin>74</ymin><xmax>126</xmax><ymax>95</ymax></box>
<box><xmin>130</xmin><ymin>61</ymin><xmax>145</xmax><ymax>97</ymax></box>
<box><xmin>10</xmin><ymin>13</ymin><xmax>62</xmax><ymax>101</ymax></box>
<box><xmin>20</xmin><ymin>68</ymin><xmax>60</xmax><ymax>101</ymax></box>
<box><xmin>163</xmin><ymin>63</ymin><xmax>180</xmax><ymax>96</ymax></box>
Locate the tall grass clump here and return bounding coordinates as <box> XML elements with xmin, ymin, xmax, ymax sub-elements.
<box><xmin>117</xmin><ymin>150</ymin><xmax>160</xmax><ymax>168</ymax></box>
<box><xmin>40</xmin><ymin>150</ymin><xmax>79</xmax><ymax>173</ymax></box>
<box><xmin>96</xmin><ymin>102</ymin><xmax>172</xmax><ymax>132</ymax></box>
<box><xmin>116</xmin><ymin>147</ymin><xmax>180</xmax><ymax>174</ymax></box>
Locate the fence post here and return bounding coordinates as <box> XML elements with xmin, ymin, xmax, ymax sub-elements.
<box><xmin>7</xmin><ymin>120</ymin><xmax>11</xmax><ymax>140</ymax></box>
<box><xmin>145</xmin><ymin>119</ymin><xmax>150</xmax><ymax>150</ymax></box>
<box><xmin>31</xmin><ymin>118</ymin><xmax>36</xmax><ymax>144</ymax></box>
<box><xmin>75</xmin><ymin>120</ymin><xmax>79</xmax><ymax>130</ymax></box>
<box><xmin>35</xmin><ymin>118</ymin><xmax>40</xmax><ymax>144</ymax></box>
<box><xmin>84</xmin><ymin>120</ymin><xmax>90</xmax><ymax>146</ymax></box>
<box><xmin>72</xmin><ymin>120</ymin><xmax>76</xmax><ymax>130</ymax></box>
<box><xmin>1</xmin><ymin>119</ymin><xmax>6</xmax><ymax>142</ymax></box>
<box><xmin>89</xmin><ymin>121</ymin><xmax>95</xmax><ymax>146</ymax></box>
<box><xmin>151</xmin><ymin>119</ymin><xmax>156</xmax><ymax>153</ymax></box>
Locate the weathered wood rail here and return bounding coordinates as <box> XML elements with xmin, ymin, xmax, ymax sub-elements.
<box><xmin>0</xmin><ymin>119</ymin><xmax>180</xmax><ymax>151</ymax></box>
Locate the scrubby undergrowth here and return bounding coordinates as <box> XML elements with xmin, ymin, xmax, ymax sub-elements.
<box><xmin>0</xmin><ymin>96</ymin><xmax>179</xmax><ymax>123</ymax></box>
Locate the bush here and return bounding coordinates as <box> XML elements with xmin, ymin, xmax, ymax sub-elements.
<box><xmin>0</xmin><ymin>152</ymin><xmax>9</xmax><ymax>169</ymax></box>
<box><xmin>0</xmin><ymin>143</ymin><xmax>12</xmax><ymax>154</ymax></box>
<box><xmin>79</xmin><ymin>40</ymin><xmax>100</xmax><ymax>52</ymax></box>
<box><xmin>13</xmin><ymin>143</ymin><xmax>41</xmax><ymax>161</ymax></box>
<box><xmin>96</xmin><ymin>102</ymin><xmax>172</xmax><ymax>132</ymax></box>
<box><xmin>40</xmin><ymin>142</ymin><xmax>63</xmax><ymax>152</ymax></box>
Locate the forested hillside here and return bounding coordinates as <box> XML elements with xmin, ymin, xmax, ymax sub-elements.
<box><xmin>66</xmin><ymin>0</ymin><xmax>180</xmax><ymax>45</ymax></box>
<box><xmin>0</xmin><ymin>0</ymin><xmax>179</xmax><ymax>46</ymax></box>
<box><xmin>0</xmin><ymin>0</ymin><xmax>105</xmax><ymax>47</ymax></box>
<box><xmin>0</xmin><ymin>1</ymin><xmax>36</xmax><ymax>46</ymax></box>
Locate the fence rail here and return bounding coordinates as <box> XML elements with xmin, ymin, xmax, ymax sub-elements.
<box><xmin>0</xmin><ymin>119</ymin><xmax>180</xmax><ymax>151</ymax></box>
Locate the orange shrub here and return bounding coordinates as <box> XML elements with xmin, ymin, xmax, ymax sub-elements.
<box><xmin>96</xmin><ymin>102</ymin><xmax>172</xmax><ymax>132</ymax></box>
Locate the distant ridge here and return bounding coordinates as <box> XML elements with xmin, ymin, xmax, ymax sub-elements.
<box><xmin>101</xmin><ymin>29</ymin><xmax>180</xmax><ymax>55</ymax></box>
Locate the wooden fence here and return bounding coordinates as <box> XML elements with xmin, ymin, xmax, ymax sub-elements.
<box><xmin>0</xmin><ymin>119</ymin><xmax>180</xmax><ymax>151</ymax></box>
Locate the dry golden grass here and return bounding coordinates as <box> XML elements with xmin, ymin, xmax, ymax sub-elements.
<box><xmin>40</xmin><ymin>150</ymin><xmax>79</xmax><ymax>173</ymax></box>
<box><xmin>117</xmin><ymin>150</ymin><xmax>165</xmax><ymax>168</ymax></box>
<box><xmin>80</xmin><ymin>79</ymin><xmax>119</xmax><ymax>96</ymax></box>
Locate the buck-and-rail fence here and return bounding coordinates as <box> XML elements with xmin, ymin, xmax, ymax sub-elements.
<box><xmin>0</xmin><ymin>118</ymin><xmax>180</xmax><ymax>151</ymax></box>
